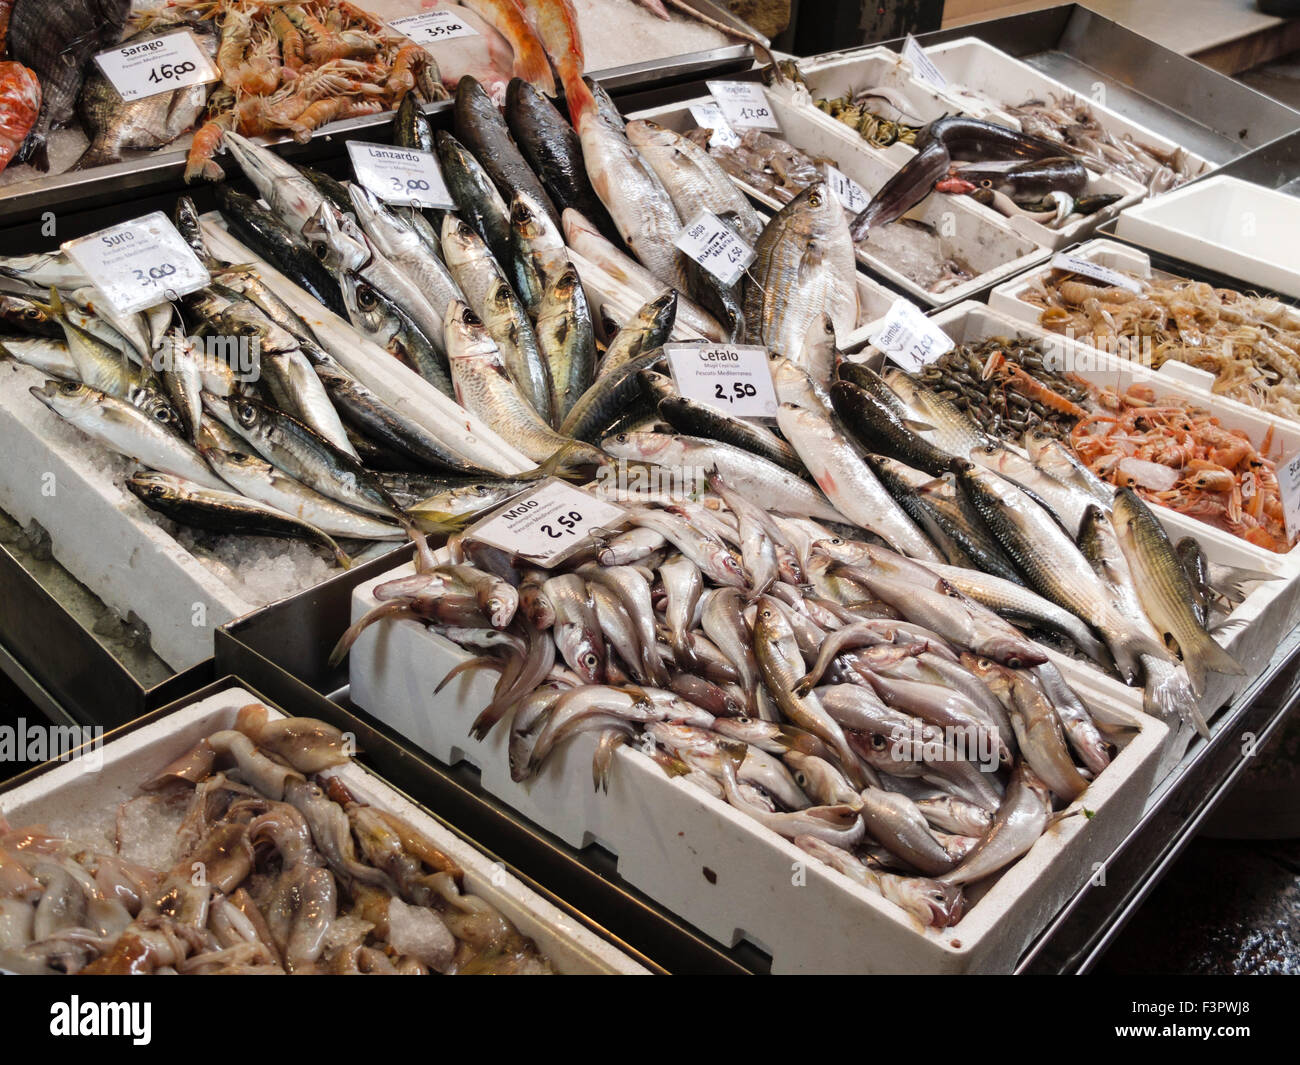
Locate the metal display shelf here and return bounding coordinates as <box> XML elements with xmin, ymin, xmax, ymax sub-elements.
<box><xmin>1164</xmin><ymin>129</ymin><xmax>1300</xmax><ymax>198</ymax></box>
<box><xmin>0</xmin><ymin>672</ymin><xmax>664</xmax><ymax>973</ymax></box>
<box><xmin>0</xmin><ymin>0</ymin><xmax>762</xmax><ymax>227</ymax></box>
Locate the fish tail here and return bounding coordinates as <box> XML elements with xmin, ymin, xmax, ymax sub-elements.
<box><xmin>563</xmin><ymin>73</ymin><xmax>597</xmax><ymax>127</ymax></box>
<box><xmin>1182</xmin><ymin>631</ymin><xmax>1246</xmax><ymax>696</ymax></box>
<box><xmin>1142</xmin><ymin>659</ymin><xmax>1209</xmax><ymax>739</ymax></box>
<box><xmin>434</xmin><ymin>656</ymin><xmax>503</xmax><ymax>695</ymax></box>
<box><xmin>68</xmin><ymin>138</ymin><xmax>122</xmax><ymax>172</ymax></box>
<box><xmin>327</xmin><ymin>600</ymin><xmax>413</xmax><ymax>668</ymax></box>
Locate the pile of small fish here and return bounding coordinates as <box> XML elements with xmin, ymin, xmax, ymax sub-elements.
<box><xmin>0</xmin><ymin>704</ymin><xmax>553</xmax><ymax>973</ymax></box>
<box><xmin>1004</xmin><ymin>94</ymin><xmax>1203</xmax><ymax>194</ymax></box>
<box><xmin>916</xmin><ymin>336</ymin><xmax>1295</xmax><ymax>554</ymax></box>
<box><xmin>813</xmin><ymin>90</ymin><xmax>922</xmax><ymax>149</ymax></box>
<box><xmin>685</xmin><ymin>124</ymin><xmax>973</xmax><ymax>294</ymax></box>
<box><xmin>1025</xmin><ymin>267</ymin><xmax>1300</xmax><ymax>424</ymax></box>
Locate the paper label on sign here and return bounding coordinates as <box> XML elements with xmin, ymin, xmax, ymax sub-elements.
<box><xmin>1050</xmin><ymin>252</ymin><xmax>1143</xmax><ymax>293</ymax></box>
<box><xmin>902</xmin><ymin>35</ymin><xmax>947</xmax><ymax>90</ymax></box>
<box><xmin>674</xmin><ymin>210</ymin><xmax>755</xmax><ymax>288</ymax></box>
<box><xmin>93</xmin><ymin>30</ymin><xmax>219</xmax><ymax>103</ymax></box>
<box><xmin>63</xmin><ymin>212</ymin><xmax>210</xmax><ymax>316</ymax></box>
<box><xmin>348</xmin><ymin>142</ymin><xmax>455</xmax><ymax>208</ymax></box>
<box><xmin>666</xmin><ymin>342</ymin><xmax>778</xmax><ymax>419</ymax></box>
<box><xmin>870</xmin><ymin>299</ymin><xmax>954</xmax><ymax>373</ymax></box>
<box><xmin>387</xmin><ymin>11</ymin><xmax>479</xmax><ymax>44</ymax></box>
<box><xmin>705</xmin><ymin>80</ymin><xmax>780</xmax><ymax>132</ymax></box>
<box><xmin>1279</xmin><ymin>451</ymin><xmax>1300</xmax><ymax>542</ymax></box>
<box><xmin>468</xmin><ymin>479</ymin><xmax>627</xmax><ymax>567</ymax></box>
<box><xmin>689</xmin><ymin>103</ymin><xmax>742</xmax><ymax>149</ymax></box>
<box><xmin>824</xmin><ymin>163</ymin><xmax>871</xmax><ymax>213</ymax></box>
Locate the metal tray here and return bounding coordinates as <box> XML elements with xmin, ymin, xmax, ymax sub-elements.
<box><xmin>1147</xmin><ymin>129</ymin><xmax>1300</xmax><ymax>199</ymax></box>
<box><xmin>0</xmin><ymin>672</ymin><xmax>661</xmax><ymax>973</ymax></box>
<box><xmin>214</xmin><ymin>547</ymin><xmax>762</xmax><ymax>974</ymax></box>
<box><xmin>0</xmin><ymin>0</ymin><xmax>761</xmax><ymax>227</ymax></box>
<box><xmin>884</xmin><ymin>4</ymin><xmax>1300</xmax><ymax>171</ymax></box>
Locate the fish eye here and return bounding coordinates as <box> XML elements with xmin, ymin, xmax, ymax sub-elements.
<box><xmin>870</xmin><ymin>734</ymin><xmax>887</xmax><ymax>750</ymax></box>
<box><xmin>795</xmin><ymin>772</ymin><xmax>808</xmax><ymax>787</ymax></box>
<box><xmin>59</xmin><ymin>382</ymin><xmax>80</xmax><ymax>394</ymax></box>
<box><xmin>148</xmin><ymin>484</ymin><xmax>166</xmax><ymax>498</ymax></box>
<box><xmin>23</xmin><ymin>307</ymin><xmax>41</xmax><ymax>319</ymax></box>
<box><xmin>236</xmin><ymin>402</ymin><xmax>257</xmax><ymax>425</ymax></box>
<box><xmin>357</xmin><ymin>285</ymin><xmax>379</xmax><ymax>311</ymax></box>
<box><xmin>809</xmin><ymin>191</ymin><xmax>822</xmax><ymax>206</ymax></box>
<box><xmin>583</xmin><ymin>652</ymin><xmax>599</xmax><ymax>668</ymax></box>
<box><xmin>980</xmin><ymin>179</ymin><xmax>993</xmax><ymax>189</ymax></box>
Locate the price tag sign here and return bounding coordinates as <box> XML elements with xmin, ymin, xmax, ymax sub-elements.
<box><xmin>1051</xmin><ymin>252</ymin><xmax>1144</xmax><ymax>294</ymax></box>
<box><xmin>824</xmin><ymin>162</ymin><xmax>871</xmax><ymax>213</ymax></box>
<box><xmin>666</xmin><ymin>342</ymin><xmax>777</xmax><ymax>419</ymax></box>
<box><xmin>1279</xmin><ymin>451</ymin><xmax>1300</xmax><ymax>542</ymax></box>
<box><xmin>674</xmin><ymin>210</ymin><xmax>755</xmax><ymax>288</ymax></box>
<box><xmin>902</xmin><ymin>35</ymin><xmax>947</xmax><ymax>90</ymax></box>
<box><xmin>689</xmin><ymin>102</ymin><xmax>742</xmax><ymax>149</ymax></box>
<box><xmin>93</xmin><ymin>30</ymin><xmax>219</xmax><ymax>103</ymax></box>
<box><xmin>387</xmin><ymin>11</ymin><xmax>479</xmax><ymax>44</ymax></box>
<box><xmin>870</xmin><ymin>298</ymin><xmax>954</xmax><ymax>373</ymax></box>
<box><xmin>467</xmin><ymin>478</ymin><xmax>628</xmax><ymax>568</ymax></box>
<box><xmin>63</xmin><ymin>212</ymin><xmax>210</xmax><ymax>316</ymax></box>
<box><xmin>348</xmin><ymin>141</ymin><xmax>455</xmax><ymax>208</ymax></box>
<box><xmin>705</xmin><ymin>80</ymin><xmax>780</xmax><ymax>132</ymax></box>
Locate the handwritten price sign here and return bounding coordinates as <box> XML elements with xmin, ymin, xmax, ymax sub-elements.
<box><xmin>63</xmin><ymin>212</ymin><xmax>210</xmax><ymax>316</ymax></box>
<box><xmin>94</xmin><ymin>31</ymin><xmax>218</xmax><ymax>103</ymax></box>
<box><xmin>705</xmin><ymin>80</ymin><xmax>781</xmax><ymax>132</ymax></box>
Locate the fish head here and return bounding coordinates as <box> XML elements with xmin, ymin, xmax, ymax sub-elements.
<box><xmin>226</xmin><ymin>394</ymin><xmax>270</xmax><ymax>436</ymax></box>
<box><xmin>29</xmin><ymin>378</ymin><xmax>98</xmax><ymax>417</ymax></box>
<box><xmin>555</xmin><ymin>620</ymin><xmax>605</xmax><ymax>683</ymax></box>
<box><xmin>624</xmin><ymin>118</ymin><xmax>675</xmax><ymax>152</ymax></box>
<box><xmin>125</xmin><ymin>471</ymin><xmax>189</xmax><ymax>506</ymax></box>
<box><xmin>439</xmin><ymin>216</ymin><xmax>481</xmax><ymax>264</ymax></box>
<box><xmin>598</xmin><ymin>430</ymin><xmax>670</xmax><ymax>462</ymax></box>
<box><xmin>560</xmin><ymin>207</ymin><xmax>598</xmax><ymax>248</ymax></box>
<box><xmin>896</xmin><ymin>878</ymin><xmax>966</xmax><ymax>928</ymax></box>
<box><xmin>128</xmin><ymin>386</ymin><xmax>184</xmax><ymax>434</ymax></box>
<box><xmin>510</xmin><ymin>191</ymin><xmax>562</xmax><ymax>249</ymax></box>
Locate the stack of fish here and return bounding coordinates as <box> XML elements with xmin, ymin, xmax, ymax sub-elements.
<box><xmin>0</xmin><ymin>704</ymin><xmax>554</xmax><ymax>974</ymax></box>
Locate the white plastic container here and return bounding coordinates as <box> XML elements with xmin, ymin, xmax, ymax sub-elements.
<box><xmin>774</xmin><ymin>47</ymin><xmax>1146</xmax><ymax>250</ymax></box>
<box><xmin>0</xmin><ymin>685</ymin><xmax>646</xmax><ymax>974</ymax></box>
<box><xmin>627</xmin><ymin>92</ymin><xmax>1049</xmax><ymax>309</ymax></box>
<box><xmin>345</xmin><ymin>558</ymin><xmax>1168</xmax><ymax>974</ymax></box>
<box><xmin>883</xmin><ymin>301</ymin><xmax>1300</xmax><ymax>715</ymax></box>
<box><xmin>1115</xmin><ymin>176</ymin><xmax>1300</xmax><ymax>301</ymax></box>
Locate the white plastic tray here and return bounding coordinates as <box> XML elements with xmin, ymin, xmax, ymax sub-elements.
<box><xmin>628</xmin><ymin>92</ymin><xmax>1049</xmax><ymax>309</ymax></box>
<box><xmin>0</xmin><ymin>685</ymin><xmax>646</xmax><ymax>974</ymax></box>
<box><xmin>777</xmin><ymin>47</ymin><xmax>1146</xmax><ymax>250</ymax></box>
<box><xmin>345</xmin><ymin>556</ymin><xmax>1167</xmax><ymax>974</ymax></box>
<box><xmin>1114</xmin><ymin>176</ymin><xmax>1300</xmax><ymax>301</ymax></box>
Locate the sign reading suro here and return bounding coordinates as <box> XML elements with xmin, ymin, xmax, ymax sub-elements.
<box><xmin>63</xmin><ymin>212</ymin><xmax>211</xmax><ymax>316</ymax></box>
<box><xmin>705</xmin><ymin>79</ymin><xmax>780</xmax><ymax>132</ymax></box>
<box><xmin>347</xmin><ymin>141</ymin><xmax>455</xmax><ymax>208</ymax></box>
<box><xmin>666</xmin><ymin>342</ymin><xmax>777</xmax><ymax>420</ymax></box>
<box><xmin>387</xmin><ymin>10</ymin><xmax>479</xmax><ymax>44</ymax></box>
<box><xmin>94</xmin><ymin>30</ymin><xmax>219</xmax><ymax>103</ymax></box>
<box><xmin>870</xmin><ymin>298</ymin><xmax>955</xmax><ymax>374</ymax></box>
<box><xmin>468</xmin><ymin>478</ymin><xmax>627</xmax><ymax>568</ymax></box>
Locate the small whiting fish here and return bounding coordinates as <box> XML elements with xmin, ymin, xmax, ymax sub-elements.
<box><xmin>127</xmin><ymin>471</ymin><xmax>350</xmax><ymax>567</ymax></box>
<box><xmin>940</xmin><ymin>766</ymin><xmax>1053</xmax><ymax>887</ymax></box>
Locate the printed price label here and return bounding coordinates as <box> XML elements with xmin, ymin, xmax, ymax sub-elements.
<box><xmin>824</xmin><ymin>162</ymin><xmax>871</xmax><ymax>213</ymax></box>
<box><xmin>1050</xmin><ymin>252</ymin><xmax>1144</xmax><ymax>294</ymax></box>
<box><xmin>93</xmin><ymin>30</ymin><xmax>219</xmax><ymax>103</ymax></box>
<box><xmin>902</xmin><ymin>35</ymin><xmax>947</xmax><ymax>90</ymax></box>
<box><xmin>666</xmin><ymin>342</ymin><xmax>777</xmax><ymax>419</ymax></box>
<box><xmin>674</xmin><ymin>210</ymin><xmax>755</xmax><ymax>288</ymax></box>
<box><xmin>705</xmin><ymin>80</ymin><xmax>780</xmax><ymax>132</ymax></box>
<box><xmin>63</xmin><ymin>212</ymin><xmax>210</xmax><ymax>316</ymax></box>
<box><xmin>348</xmin><ymin>141</ymin><xmax>455</xmax><ymax>208</ymax></box>
<box><xmin>870</xmin><ymin>298</ymin><xmax>954</xmax><ymax>373</ymax></box>
<box><xmin>468</xmin><ymin>478</ymin><xmax>628</xmax><ymax>567</ymax></box>
<box><xmin>387</xmin><ymin>11</ymin><xmax>479</xmax><ymax>44</ymax></box>
<box><xmin>689</xmin><ymin>102</ymin><xmax>742</xmax><ymax>149</ymax></box>
<box><xmin>1279</xmin><ymin>451</ymin><xmax>1300</xmax><ymax>543</ymax></box>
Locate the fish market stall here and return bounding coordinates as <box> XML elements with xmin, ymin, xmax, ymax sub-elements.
<box><xmin>0</xmin><ymin>678</ymin><xmax>652</xmax><ymax>973</ymax></box>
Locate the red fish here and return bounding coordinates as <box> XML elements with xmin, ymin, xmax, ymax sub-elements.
<box><xmin>0</xmin><ymin>61</ymin><xmax>40</xmax><ymax>174</ymax></box>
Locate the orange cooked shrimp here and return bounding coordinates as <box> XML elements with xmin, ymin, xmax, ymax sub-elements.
<box><xmin>268</xmin><ymin>7</ymin><xmax>305</xmax><ymax>72</ymax></box>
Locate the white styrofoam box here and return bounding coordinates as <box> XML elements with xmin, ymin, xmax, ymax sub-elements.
<box><xmin>895</xmin><ymin>301</ymin><xmax>1300</xmax><ymax>714</ymax></box>
<box><xmin>921</xmin><ymin>38</ymin><xmax>1213</xmax><ymax>184</ymax></box>
<box><xmin>0</xmin><ymin>686</ymin><xmax>646</xmax><ymax>974</ymax></box>
<box><xmin>776</xmin><ymin>48</ymin><xmax>1146</xmax><ymax>250</ymax></box>
<box><xmin>989</xmin><ymin>238</ymin><xmax>1300</xmax><ymax>438</ymax></box>
<box><xmin>346</xmin><ymin>559</ymin><xmax>1167</xmax><ymax>974</ymax></box>
<box><xmin>1115</xmin><ymin>176</ymin><xmax>1300</xmax><ymax>301</ymax></box>
<box><xmin>627</xmin><ymin>93</ymin><xmax>1049</xmax><ymax>309</ymax></box>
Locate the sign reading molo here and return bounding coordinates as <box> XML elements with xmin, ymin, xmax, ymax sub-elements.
<box><xmin>467</xmin><ymin>478</ymin><xmax>628</xmax><ymax>568</ymax></box>
<box><xmin>666</xmin><ymin>342</ymin><xmax>778</xmax><ymax>420</ymax></box>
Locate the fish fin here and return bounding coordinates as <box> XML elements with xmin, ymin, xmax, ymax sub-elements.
<box><xmin>408</xmin><ymin>510</ymin><xmax>473</xmax><ymax>534</ymax></box>
<box><xmin>1180</xmin><ymin>632</ymin><xmax>1246</xmax><ymax>696</ymax></box>
<box><xmin>328</xmin><ymin>600</ymin><xmax>414</xmax><ymax>668</ymax></box>
<box><xmin>1142</xmin><ymin>661</ymin><xmax>1209</xmax><ymax>739</ymax></box>
<box><xmin>434</xmin><ymin>656</ymin><xmax>503</xmax><ymax>695</ymax></box>
<box><xmin>520</xmin><ymin>442</ymin><xmax>583</xmax><ymax>482</ymax></box>
<box><xmin>1209</xmin><ymin>563</ymin><xmax>1282</xmax><ymax>601</ymax></box>
<box><xmin>903</xmin><ymin>418</ymin><xmax>937</xmax><ymax>433</ymax></box>
<box><xmin>68</xmin><ymin>138</ymin><xmax>122</xmax><ymax>172</ymax></box>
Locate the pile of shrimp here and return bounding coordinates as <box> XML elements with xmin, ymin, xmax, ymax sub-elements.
<box><xmin>1073</xmin><ymin>383</ymin><xmax>1292</xmax><ymax>552</ymax></box>
<box><xmin>1025</xmin><ymin>269</ymin><xmax>1300</xmax><ymax>425</ymax></box>
<box><xmin>156</xmin><ymin>0</ymin><xmax>445</xmax><ymax>182</ymax></box>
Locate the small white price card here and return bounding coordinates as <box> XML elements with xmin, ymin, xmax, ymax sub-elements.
<box><xmin>93</xmin><ymin>30</ymin><xmax>219</xmax><ymax>103</ymax></box>
<box><xmin>689</xmin><ymin>102</ymin><xmax>742</xmax><ymax>149</ymax></box>
<box><xmin>705</xmin><ymin>79</ymin><xmax>780</xmax><ymax>132</ymax></box>
<box><xmin>387</xmin><ymin>11</ymin><xmax>479</xmax><ymax>44</ymax></box>
<box><xmin>1050</xmin><ymin>252</ymin><xmax>1144</xmax><ymax>294</ymax></box>
<box><xmin>1279</xmin><ymin>450</ymin><xmax>1300</xmax><ymax>542</ymax></box>
<box><xmin>468</xmin><ymin>478</ymin><xmax>627</xmax><ymax>567</ymax></box>
<box><xmin>870</xmin><ymin>298</ymin><xmax>954</xmax><ymax>373</ymax></box>
<box><xmin>348</xmin><ymin>141</ymin><xmax>455</xmax><ymax>208</ymax></box>
<box><xmin>63</xmin><ymin>212</ymin><xmax>210</xmax><ymax>316</ymax></box>
<box><xmin>824</xmin><ymin>162</ymin><xmax>871</xmax><ymax>213</ymax></box>
<box><xmin>667</xmin><ymin>342</ymin><xmax>778</xmax><ymax>419</ymax></box>
<box><xmin>674</xmin><ymin>210</ymin><xmax>755</xmax><ymax>287</ymax></box>
<box><xmin>902</xmin><ymin>35</ymin><xmax>947</xmax><ymax>90</ymax></box>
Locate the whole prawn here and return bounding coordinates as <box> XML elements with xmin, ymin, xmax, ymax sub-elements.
<box><xmin>0</xmin><ymin>61</ymin><xmax>40</xmax><ymax>174</ymax></box>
